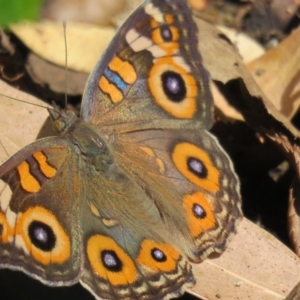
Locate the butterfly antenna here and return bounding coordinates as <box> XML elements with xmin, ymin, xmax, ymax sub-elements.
<box><xmin>63</xmin><ymin>21</ymin><xmax>68</xmax><ymax>109</ymax></box>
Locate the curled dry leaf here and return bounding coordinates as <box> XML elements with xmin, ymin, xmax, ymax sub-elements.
<box><xmin>247</xmin><ymin>25</ymin><xmax>300</xmax><ymax>120</ymax></box>
<box><xmin>195</xmin><ymin>16</ymin><xmax>300</xmax><ymax>140</ymax></box>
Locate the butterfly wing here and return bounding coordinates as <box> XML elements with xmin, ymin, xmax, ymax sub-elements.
<box><xmin>112</xmin><ymin>129</ymin><xmax>242</xmax><ymax>262</ymax></box>
<box><xmin>76</xmin><ymin>127</ymin><xmax>241</xmax><ymax>299</ymax></box>
<box><xmin>81</xmin><ymin>0</ymin><xmax>213</xmax><ymax>133</ymax></box>
<box><xmin>0</xmin><ymin>137</ymin><xmax>82</xmax><ymax>285</ymax></box>
<box><xmin>0</xmin><ymin>131</ymin><xmax>195</xmax><ymax>299</ymax></box>
<box><xmin>80</xmin><ymin>176</ymin><xmax>194</xmax><ymax>299</ymax></box>
<box><xmin>0</xmin><ymin>1</ymin><xmax>242</xmax><ymax>299</ymax></box>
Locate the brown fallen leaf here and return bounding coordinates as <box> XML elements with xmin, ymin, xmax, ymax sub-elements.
<box><xmin>247</xmin><ymin>25</ymin><xmax>300</xmax><ymax>120</ymax></box>
<box><xmin>10</xmin><ymin>21</ymin><xmax>116</xmax><ymax>73</ymax></box>
<box><xmin>289</xmin><ymin>177</ymin><xmax>300</xmax><ymax>256</ymax></box>
<box><xmin>189</xmin><ymin>218</ymin><xmax>300</xmax><ymax>300</ymax></box>
<box><xmin>0</xmin><ymin>80</ymin><xmax>53</xmax><ymax>165</ymax></box>
<box><xmin>286</xmin><ymin>279</ymin><xmax>300</xmax><ymax>300</ymax></box>
<box><xmin>41</xmin><ymin>0</ymin><xmax>126</xmax><ymax>26</ymax></box>
<box><xmin>26</xmin><ymin>52</ymin><xmax>88</xmax><ymax>95</ymax></box>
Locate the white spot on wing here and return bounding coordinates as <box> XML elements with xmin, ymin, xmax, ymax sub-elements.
<box><xmin>126</xmin><ymin>28</ymin><xmax>139</xmax><ymax>44</ymax></box>
<box><xmin>15</xmin><ymin>235</ymin><xmax>29</xmax><ymax>254</ymax></box>
<box><xmin>0</xmin><ymin>180</ymin><xmax>12</xmax><ymax>211</ymax></box>
<box><xmin>147</xmin><ymin>45</ymin><xmax>166</xmax><ymax>57</ymax></box>
<box><xmin>126</xmin><ymin>29</ymin><xmax>153</xmax><ymax>52</ymax></box>
<box><xmin>172</xmin><ymin>56</ymin><xmax>191</xmax><ymax>72</ymax></box>
<box><xmin>6</xmin><ymin>207</ymin><xmax>17</xmax><ymax>229</ymax></box>
<box><xmin>145</xmin><ymin>3</ymin><xmax>164</xmax><ymax>23</ymax></box>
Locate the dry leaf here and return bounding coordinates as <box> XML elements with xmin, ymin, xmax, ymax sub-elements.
<box><xmin>217</xmin><ymin>25</ymin><xmax>265</xmax><ymax>63</ymax></box>
<box><xmin>0</xmin><ymin>80</ymin><xmax>53</xmax><ymax>165</ymax></box>
<box><xmin>41</xmin><ymin>0</ymin><xmax>126</xmax><ymax>26</ymax></box>
<box><xmin>189</xmin><ymin>219</ymin><xmax>300</xmax><ymax>300</ymax></box>
<box><xmin>288</xmin><ymin>174</ymin><xmax>300</xmax><ymax>256</ymax></box>
<box><xmin>10</xmin><ymin>21</ymin><xmax>115</xmax><ymax>73</ymax></box>
<box><xmin>26</xmin><ymin>53</ymin><xmax>88</xmax><ymax>95</ymax></box>
<box><xmin>247</xmin><ymin>25</ymin><xmax>300</xmax><ymax>120</ymax></box>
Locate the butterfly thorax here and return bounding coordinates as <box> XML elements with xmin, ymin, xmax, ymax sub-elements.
<box><xmin>49</xmin><ymin>107</ymin><xmax>114</xmax><ymax>173</ymax></box>
<box><xmin>71</xmin><ymin>122</ymin><xmax>115</xmax><ymax>173</ymax></box>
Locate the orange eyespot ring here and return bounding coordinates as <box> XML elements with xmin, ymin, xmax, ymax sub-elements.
<box><xmin>183</xmin><ymin>192</ymin><xmax>216</xmax><ymax>237</ymax></box>
<box><xmin>15</xmin><ymin>206</ymin><xmax>71</xmax><ymax>265</ymax></box>
<box><xmin>137</xmin><ymin>239</ymin><xmax>180</xmax><ymax>272</ymax></box>
<box><xmin>172</xmin><ymin>142</ymin><xmax>220</xmax><ymax>192</ymax></box>
<box><xmin>86</xmin><ymin>235</ymin><xmax>138</xmax><ymax>285</ymax></box>
<box><xmin>148</xmin><ymin>57</ymin><xmax>197</xmax><ymax>119</ymax></box>
<box><xmin>0</xmin><ymin>212</ymin><xmax>14</xmax><ymax>243</ymax></box>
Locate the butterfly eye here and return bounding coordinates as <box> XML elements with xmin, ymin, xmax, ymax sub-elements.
<box><xmin>53</xmin><ymin>119</ymin><xmax>66</xmax><ymax>133</ymax></box>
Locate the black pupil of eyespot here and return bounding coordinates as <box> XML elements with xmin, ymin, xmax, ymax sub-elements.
<box><xmin>187</xmin><ymin>157</ymin><xmax>207</xmax><ymax>178</ymax></box>
<box><xmin>162</xmin><ymin>71</ymin><xmax>186</xmax><ymax>102</ymax></box>
<box><xmin>160</xmin><ymin>25</ymin><xmax>172</xmax><ymax>41</ymax></box>
<box><xmin>151</xmin><ymin>248</ymin><xmax>167</xmax><ymax>262</ymax></box>
<box><xmin>193</xmin><ymin>203</ymin><xmax>206</xmax><ymax>219</ymax></box>
<box><xmin>28</xmin><ymin>221</ymin><xmax>56</xmax><ymax>251</ymax></box>
<box><xmin>101</xmin><ymin>250</ymin><xmax>122</xmax><ymax>272</ymax></box>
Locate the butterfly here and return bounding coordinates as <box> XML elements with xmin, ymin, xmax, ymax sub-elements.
<box><xmin>0</xmin><ymin>0</ymin><xmax>242</xmax><ymax>299</ymax></box>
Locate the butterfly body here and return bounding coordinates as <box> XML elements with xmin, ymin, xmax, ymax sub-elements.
<box><xmin>0</xmin><ymin>0</ymin><xmax>242</xmax><ymax>299</ymax></box>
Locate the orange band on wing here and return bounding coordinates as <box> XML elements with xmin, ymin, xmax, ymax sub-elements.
<box><xmin>109</xmin><ymin>56</ymin><xmax>137</xmax><ymax>84</ymax></box>
<box><xmin>99</xmin><ymin>76</ymin><xmax>123</xmax><ymax>103</ymax></box>
<box><xmin>33</xmin><ymin>152</ymin><xmax>56</xmax><ymax>178</ymax></box>
<box><xmin>17</xmin><ymin>161</ymin><xmax>40</xmax><ymax>193</ymax></box>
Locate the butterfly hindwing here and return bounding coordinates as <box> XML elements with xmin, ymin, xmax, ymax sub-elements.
<box><xmin>113</xmin><ymin>129</ymin><xmax>242</xmax><ymax>262</ymax></box>
<box><xmin>0</xmin><ymin>137</ymin><xmax>82</xmax><ymax>285</ymax></box>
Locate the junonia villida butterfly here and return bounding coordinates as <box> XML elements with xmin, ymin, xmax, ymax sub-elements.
<box><xmin>0</xmin><ymin>0</ymin><xmax>242</xmax><ymax>299</ymax></box>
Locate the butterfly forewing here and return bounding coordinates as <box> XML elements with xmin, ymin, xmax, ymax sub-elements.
<box><xmin>81</xmin><ymin>0</ymin><xmax>213</xmax><ymax>133</ymax></box>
